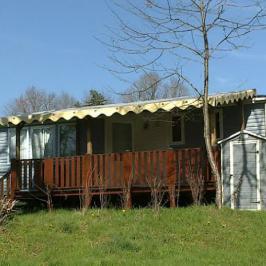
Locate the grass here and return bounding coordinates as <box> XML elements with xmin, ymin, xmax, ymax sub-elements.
<box><xmin>0</xmin><ymin>206</ymin><xmax>266</xmax><ymax>265</ymax></box>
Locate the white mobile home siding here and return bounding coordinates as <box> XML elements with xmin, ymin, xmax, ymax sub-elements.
<box><xmin>0</xmin><ymin>128</ymin><xmax>9</xmax><ymax>176</ymax></box>
<box><xmin>245</xmin><ymin>103</ymin><xmax>265</xmax><ymax>136</ymax></box>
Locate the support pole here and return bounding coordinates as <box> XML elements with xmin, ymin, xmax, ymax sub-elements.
<box><xmin>15</xmin><ymin>125</ymin><xmax>21</xmax><ymax>160</ymax></box>
<box><xmin>86</xmin><ymin>118</ymin><xmax>93</xmax><ymax>154</ymax></box>
<box><xmin>76</xmin><ymin>119</ymin><xmax>81</xmax><ymax>155</ymax></box>
<box><xmin>240</xmin><ymin>102</ymin><xmax>245</xmax><ymax>131</ymax></box>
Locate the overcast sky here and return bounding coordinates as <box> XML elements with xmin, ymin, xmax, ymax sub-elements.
<box><xmin>0</xmin><ymin>1</ymin><xmax>266</xmax><ymax>115</ymax></box>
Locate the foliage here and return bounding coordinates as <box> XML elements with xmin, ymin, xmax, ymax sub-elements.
<box><xmin>0</xmin><ymin>207</ymin><xmax>266</xmax><ymax>265</ymax></box>
<box><xmin>83</xmin><ymin>89</ymin><xmax>109</xmax><ymax>106</ymax></box>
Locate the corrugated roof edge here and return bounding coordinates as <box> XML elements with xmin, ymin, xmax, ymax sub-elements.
<box><xmin>0</xmin><ymin>89</ymin><xmax>256</xmax><ymax>127</ymax></box>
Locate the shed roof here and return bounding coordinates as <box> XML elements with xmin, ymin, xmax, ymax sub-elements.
<box><xmin>218</xmin><ymin>130</ymin><xmax>266</xmax><ymax>144</ymax></box>
<box><xmin>0</xmin><ymin>89</ymin><xmax>256</xmax><ymax>126</ymax></box>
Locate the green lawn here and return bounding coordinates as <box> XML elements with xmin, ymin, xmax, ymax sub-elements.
<box><xmin>0</xmin><ymin>206</ymin><xmax>266</xmax><ymax>265</ymax></box>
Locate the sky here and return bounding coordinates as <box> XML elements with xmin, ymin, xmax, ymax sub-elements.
<box><xmin>0</xmin><ymin>1</ymin><xmax>266</xmax><ymax>115</ymax></box>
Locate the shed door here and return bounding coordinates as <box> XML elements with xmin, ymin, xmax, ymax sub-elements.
<box><xmin>230</xmin><ymin>142</ymin><xmax>260</xmax><ymax>210</ymax></box>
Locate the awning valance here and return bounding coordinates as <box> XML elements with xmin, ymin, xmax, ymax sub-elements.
<box><xmin>0</xmin><ymin>89</ymin><xmax>255</xmax><ymax>126</ymax></box>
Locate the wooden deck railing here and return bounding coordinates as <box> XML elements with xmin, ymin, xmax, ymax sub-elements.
<box><xmin>9</xmin><ymin>147</ymin><xmax>220</xmax><ymax>197</ymax></box>
<box><xmin>10</xmin><ymin>159</ymin><xmax>43</xmax><ymax>192</ymax></box>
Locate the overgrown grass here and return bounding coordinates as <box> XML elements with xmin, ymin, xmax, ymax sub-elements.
<box><xmin>0</xmin><ymin>206</ymin><xmax>266</xmax><ymax>265</ymax></box>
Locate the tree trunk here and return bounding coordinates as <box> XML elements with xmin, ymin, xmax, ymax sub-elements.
<box><xmin>202</xmin><ymin>11</ymin><xmax>222</xmax><ymax>209</ymax></box>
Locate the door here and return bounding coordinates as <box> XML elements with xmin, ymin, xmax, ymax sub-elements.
<box><xmin>112</xmin><ymin>123</ymin><xmax>132</xmax><ymax>153</ymax></box>
<box><xmin>230</xmin><ymin>141</ymin><xmax>260</xmax><ymax>210</ymax></box>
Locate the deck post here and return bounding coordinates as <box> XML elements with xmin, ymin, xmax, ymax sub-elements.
<box><xmin>76</xmin><ymin>120</ymin><xmax>81</xmax><ymax>155</ymax></box>
<box><xmin>10</xmin><ymin>159</ymin><xmax>17</xmax><ymax>199</ymax></box>
<box><xmin>15</xmin><ymin>125</ymin><xmax>21</xmax><ymax>160</ymax></box>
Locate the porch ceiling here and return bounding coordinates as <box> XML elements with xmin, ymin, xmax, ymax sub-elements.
<box><xmin>0</xmin><ymin>89</ymin><xmax>255</xmax><ymax>126</ymax></box>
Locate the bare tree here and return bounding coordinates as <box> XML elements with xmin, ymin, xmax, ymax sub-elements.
<box><xmin>104</xmin><ymin>0</ymin><xmax>266</xmax><ymax>208</ymax></box>
<box><xmin>0</xmin><ymin>197</ymin><xmax>16</xmax><ymax>225</ymax></box>
<box><xmin>122</xmin><ymin>72</ymin><xmax>160</xmax><ymax>102</ymax></box>
<box><xmin>146</xmin><ymin>173</ymin><xmax>166</xmax><ymax>213</ymax></box>
<box><xmin>121</xmin><ymin>72</ymin><xmax>189</xmax><ymax>102</ymax></box>
<box><xmin>4</xmin><ymin>87</ymin><xmax>78</xmax><ymax>115</ymax></box>
<box><xmin>187</xmin><ymin>159</ymin><xmax>205</xmax><ymax>205</ymax></box>
<box><xmin>121</xmin><ymin>170</ymin><xmax>133</xmax><ymax>209</ymax></box>
<box><xmin>161</xmin><ymin>77</ymin><xmax>190</xmax><ymax>99</ymax></box>
<box><xmin>55</xmin><ymin>92</ymin><xmax>78</xmax><ymax>110</ymax></box>
<box><xmin>5</xmin><ymin>86</ymin><xmax>55</xmax><ymax>115</ymax></box>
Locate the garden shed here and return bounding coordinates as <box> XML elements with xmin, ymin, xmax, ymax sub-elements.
<box><xmin>219</xmin><ymin>130</ymin><xmax>266</xmax><ymax>210</ymax></box>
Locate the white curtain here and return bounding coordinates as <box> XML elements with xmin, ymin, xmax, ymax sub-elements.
<box><xmin>20</xmin><ymin>128</ymin><xmax>30</xmax><ymax>159</ymax></box>
<box><xmin>43</xmin><ymin>127</ymin><xmax>55</xmax><ymax>157</ymax></box>
<box><xmin>20</xmin><ymin>126</ymin><xmax>56</xmax><ymax>160</ymax></box>
<box><xmin>8</xmin><ymin>128</ymin><xmax>16</xmax><ymax>160</ymax></box>
<box><xmin>32</xmin><ymin>128</ymin><xmax>43</xmax><ymax>159</ymax></box>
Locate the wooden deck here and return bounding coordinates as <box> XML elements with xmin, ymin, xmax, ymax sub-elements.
<box><xmin>0</xmin><ymin>147</ymin><xmax>220</xmax><ymax>207</ymax></box>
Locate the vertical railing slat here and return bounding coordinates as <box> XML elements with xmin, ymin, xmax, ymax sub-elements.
<box><xmin>99</xmin><ymin>154</ymin><xmax>104</xmax><ymax>188</ymax></box>
<box><xmin>65</xmin><ymin>158</ymin><xmax>70</xmax><ymax>187</ymax></box>
<box><xmin>71</xmin><ymin>157</ymin><xmax>76</xmax><ymax>187</ymax></box>
<box><xmin>77</xmin><ymin>156</ymin><xmax>81</xmax><ymax>188</ymax></box>
<box><xmin>60</xmin><ymin>158</ymin><xmax>65</xmax><ymax>188</ymax></box>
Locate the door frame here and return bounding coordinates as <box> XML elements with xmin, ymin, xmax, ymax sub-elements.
<box><xmin>229</xmin><ymin>140</ymin><xmax>261</xmax><ymax>210</ymax></box>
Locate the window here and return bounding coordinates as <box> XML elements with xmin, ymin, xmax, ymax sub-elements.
<box><xmin>172</xmin><ymin>115</ymin><xmax>184</xmax><ymax>144</ymax></box>
<box><xmin>19</xmin><ymin>126</ymin><xmax>56</xmax><ymax>159</ymax></box>
<box><xmin>59</xmin><ymin>124</ymin><xmax>76</xmax><ymax>156</ymax></box>
<box><xmin>112</xmin><ymin>123</ymin><xmax>132</xmax><ymax>153</ymax></box>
